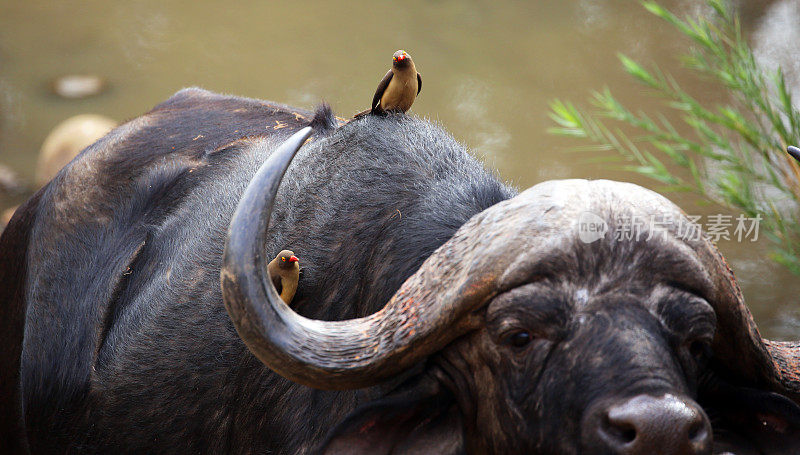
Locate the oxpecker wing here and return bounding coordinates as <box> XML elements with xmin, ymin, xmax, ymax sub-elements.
<box><xmin>371</xmin><ymin>70</ymin><xmax>394</xmax><ymax>112</ymax></box>
<box><xmin>788</xmin><ymin>145</ymin><xmax>800</xmax><ymax>163</ymax></box>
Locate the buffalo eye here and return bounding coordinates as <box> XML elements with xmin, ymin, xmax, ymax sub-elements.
<box><xmin>507</xmin><ymin>331</ymin><xmax>533</xmax><ymax>348</ymax></box>
<box><xmin>686</xmin><ymin>339</ymin><xmax>710</xmax><ymax>363</ymax></box>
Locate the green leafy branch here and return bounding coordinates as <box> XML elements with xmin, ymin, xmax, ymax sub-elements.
<box><xmin>549</xmin><ymin>0</ymin><xmax>800</xmax><ymax>273</ymax></box>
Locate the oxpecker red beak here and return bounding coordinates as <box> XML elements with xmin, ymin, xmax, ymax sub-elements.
<box><xmin>289</xmin><ymin>256</ymin><xmax>299</xmax><ymax>263</ymax></box>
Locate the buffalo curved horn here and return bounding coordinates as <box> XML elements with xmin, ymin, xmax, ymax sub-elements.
<box><xmin>704</xmin><ymin>246</ymin><xmax>800</xmax><ymax>400</ymax></box>
<box><xmin>764</xmin><ymin>340</ymin><xmax>800</xmax><ymax>399</ymax></box>
<box><xmin>221</xmin><ymin>127</ymin><xmax>499</xmax><ymax>390</ymax></box>
<box><xmin>685</xmin><ymin>219</ymin><xmax>800</xmax><ymax>401</ymax></box>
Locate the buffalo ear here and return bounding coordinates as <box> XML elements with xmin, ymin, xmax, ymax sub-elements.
<box><xmin>320</xmin><ymin>379</ymin><xmax>464</xmax><ymax>455</ymax></box>
<box><xmin>703</xmin><ymin>379</ymin><xmax>800</xmax><ymax>454</ymax></box>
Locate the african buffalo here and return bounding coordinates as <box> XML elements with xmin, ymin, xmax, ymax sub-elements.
<box><xmin>1</xmin><ymin>88</ymin><xmax>799</xmax><ymax>454</ymax></box>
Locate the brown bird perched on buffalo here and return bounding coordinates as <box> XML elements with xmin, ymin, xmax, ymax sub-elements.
<box><xmin>354</xmin><ymin>50</ymin><xmax>422</xmax><ymax>117</ymax></box>
<box><xmin>267</xmin><ymin>250</ymin><xmax>300</xmax><ymax>305</ymax></box>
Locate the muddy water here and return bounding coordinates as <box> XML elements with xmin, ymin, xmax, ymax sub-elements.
<box><xmin>1</xmin><ymin>0</ymin><xmax>798</xmax><ymax>338</ymax></box>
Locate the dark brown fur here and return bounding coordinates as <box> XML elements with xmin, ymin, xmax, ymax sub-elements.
<box><xmin>6</xmin><ymin>88</ymin><xmax>800</xmax><ymax>454</ymax></box>
<box><xmin>6</xmin><ymin>88</ymin><xmax>511</xmax><ymax>453</ymax></box>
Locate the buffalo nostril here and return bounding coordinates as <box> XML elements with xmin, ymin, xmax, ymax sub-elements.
<box><xmin>594</xmin><ymin>394</ymin><xmax>712</xmax><ymax>454</ymax></box>
<box><xmin>618</xmin><ymin>426</ymin><xmax>636</xmax><ymax>444</ymax></box>
<box><xmin>687</xmin><ymin>419</ymin><xmax>708</xmax><ymax>443</ymax></box>
<box><xmin>602</xmin><ymin>417</ymin><xmax>636</xmax><ymax>444</ymax></box>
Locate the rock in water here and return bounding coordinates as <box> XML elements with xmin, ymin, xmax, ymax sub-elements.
<box><xmin>51</xmin><ymin>74</ymin><xmax>107</xmax><ymax>99</ymax></box>
<box><xmin>1</xmin><ymin>205</ymin><xmax>16</xmax><ymax>230</ymax></box>
<box><xmin>0</xmin><ymin>164</ymin><xmax>25</xmax><ymax>195</ymax></box>
<box><xmin>37</xmin><ymin>114</ymin><xmax>117</xmax><ymax>187</ymax></box>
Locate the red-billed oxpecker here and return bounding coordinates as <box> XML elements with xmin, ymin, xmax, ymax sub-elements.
<box><xmin>355</xmin><ymin>50</ymin><xmax>422</xmax><ymax>117</ymax></box>
<box><xmin>267</xmin><ymin>250</ymin><xmax>300</xmax><ymax>305</ymax></box>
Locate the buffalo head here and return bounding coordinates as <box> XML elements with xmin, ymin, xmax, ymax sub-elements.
<box><xmin>221</xmin><ymin>128</ymin><xmax>800</xmax><ymax>454</ymax></box>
